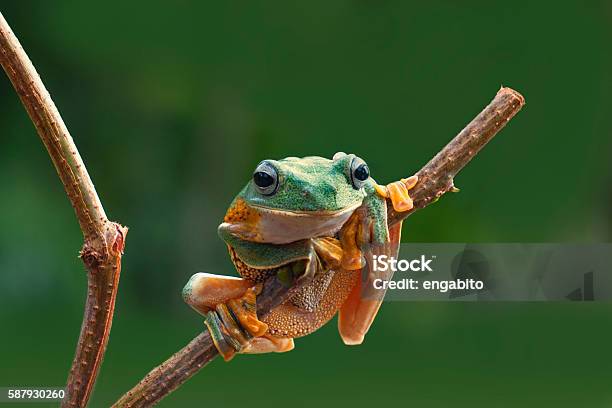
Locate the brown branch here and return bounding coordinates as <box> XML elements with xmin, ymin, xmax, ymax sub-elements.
<box><xmin>0</xmin><ymin>13</ymin><xmax>127</xmax><ymax>408</ymax></box>
<box><xmin>112</xmin><ymin>86</ymin><xmax>524</xmax><ymax>407</ymax></box>
<box><xmin>387</xmin><ymin>86</ymin><xmax>525</xmax><ymax>226</ymax></box>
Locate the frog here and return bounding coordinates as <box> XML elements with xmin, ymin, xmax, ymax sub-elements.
<box><xmin>182</xmin><ymin>152</ymin><xmax>417</xmax><ymax>361</ymax></box>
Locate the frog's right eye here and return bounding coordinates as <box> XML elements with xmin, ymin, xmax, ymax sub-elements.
<box><xmin>252</xmin><ymin>161</ymin><xmax>279</xmax><ymax>196</ymax></box>
<box><xmin>349</xmin><ymin>156</ymin><xmax>370</xmax><ymax>190</ymax></box>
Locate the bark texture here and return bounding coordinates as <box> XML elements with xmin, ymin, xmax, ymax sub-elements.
<box><xmin>0</xmin><ymin>13</ymin><xmax>128</xmax><ymax>408</ymax></box>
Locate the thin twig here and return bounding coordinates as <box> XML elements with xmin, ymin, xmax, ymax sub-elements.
<box><xmin>387</xmin><ymin>87</ymin><xmax>525</xmax><ymax>226</ymax></box>
<box><xmin>112</xmin><ymin>87</ymin><xmax>524</xmax><ymax>407</ymax></box>
<box><xmin>0</xmin><ymin>13</ymin><xmax>127</xmax><ymax>408</ymax></box>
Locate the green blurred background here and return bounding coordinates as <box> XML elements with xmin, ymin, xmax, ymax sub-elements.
<box><xmin>1</xmin><ymin>1</ymin><xmax>611</xmax><ymax>407</ymax></box>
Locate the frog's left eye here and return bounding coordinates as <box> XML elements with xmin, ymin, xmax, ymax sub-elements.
<box><xmin>253</xmin><ymin>161</ymin><xmax>279</xmax><ymax>196</ymax></box>
<box><xmin>350</xmin><ymin>157</ymin><xmax>370</xmax><ymax>189</ymax></box>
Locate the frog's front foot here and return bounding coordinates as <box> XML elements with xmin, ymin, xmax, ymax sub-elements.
<box><xmin>183</xmin><ymin>273</ymin><xmax>292</xmax><ymax>361</ymax></box>
<box><xmin>374</xmin><ymin>175</ymin><xmax>418</xmax><ymax>212</ymax></box>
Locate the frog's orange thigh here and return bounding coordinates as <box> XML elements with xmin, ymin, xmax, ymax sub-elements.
<box><xmin>183</xmin><ymin>272</ymin><xmax>252</xmax><ymax>315</ymax></box>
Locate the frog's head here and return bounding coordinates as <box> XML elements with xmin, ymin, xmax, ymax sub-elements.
<box><xmin>219</xmin><ymin>153</ymin><xmax>372</xmax><ymax>244</ymax></box>
<box><xmin>243</xmin><ymin>152</ymin><xmax>368</xmax><ymax>212</ymax></box>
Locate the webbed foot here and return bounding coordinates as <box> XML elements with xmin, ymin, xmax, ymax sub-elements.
<box><xmin>204</xmin><ymin>284</ymin><xmax>269</xmax><ymax>360</ymax></box>
<box><xmin>183</xmin><ymin>273</ymin><xmax>292</xmax><ymax>361</ymax></box>
<box><xmin>374</xmin><ymin>175</ymin><xmax>418</xmax><ymax>212</ymax></box>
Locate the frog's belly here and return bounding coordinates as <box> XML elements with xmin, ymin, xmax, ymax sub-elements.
<box><xmin>262</xmin><ymin>268</ymin><xmax>359</xmax><ymax>338</ymax></box>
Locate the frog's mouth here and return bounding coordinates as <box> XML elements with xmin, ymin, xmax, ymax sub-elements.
<box><xmin>222</xmin><ymin>202</ymin><xmax>361</xmax><ymax>245</ymax></box>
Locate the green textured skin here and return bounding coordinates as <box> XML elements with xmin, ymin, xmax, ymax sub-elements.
<box><xmin>220</xmin><ymin>153</ymin><xmax>391</xmax><ymax>269</ymax></box>
<box><xmin>362</xmin><ymin>182</ymin><xmax>390</xmax><ymax>244</ymax></box>
<box><xmin>238</xmin><ymin>154</ymin><xmax>366</xmax><ymax>212</ymax></box>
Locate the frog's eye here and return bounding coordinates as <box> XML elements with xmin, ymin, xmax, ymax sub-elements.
<box><xmin>253</xmin><ymin>161</ymin><xmax>279</xmax><ymax>196</ymax></box>
<box><xmin>350</xmin><ymin>157</ymin><xmax>370</xmax><ymax>189</ymax></box>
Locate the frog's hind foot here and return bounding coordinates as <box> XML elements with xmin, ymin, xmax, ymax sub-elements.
<box><xmin>203</xmin><ymin>284</ymin><xmax>271</xmax><ymax>361</ymax></box>
<box><xmin>183</xmin><ymin>273</ymin><xmax>290</xmax><ymax>361</ymax></box>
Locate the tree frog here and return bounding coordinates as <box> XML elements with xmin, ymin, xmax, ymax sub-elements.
<box><xmin>183</xmin><ymin>152</ymin><xmax>417</xmax><ymax>360</ymax></box>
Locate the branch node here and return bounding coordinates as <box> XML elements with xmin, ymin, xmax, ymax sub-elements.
<box><xmin>80</xmin><ymin>246</ymin><xmax>103</xmax><ymax>270</ymax></box>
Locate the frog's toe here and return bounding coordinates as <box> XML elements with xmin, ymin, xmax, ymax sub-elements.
<box><xmin>242</xmin><ymin>335</ymin><xmax>294</xmax><ymax>354</ymax></box>
<box><xmin>401</xmin><ymin>175</ymin><xmax>418</xmax><ymax>190</ymax></box>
